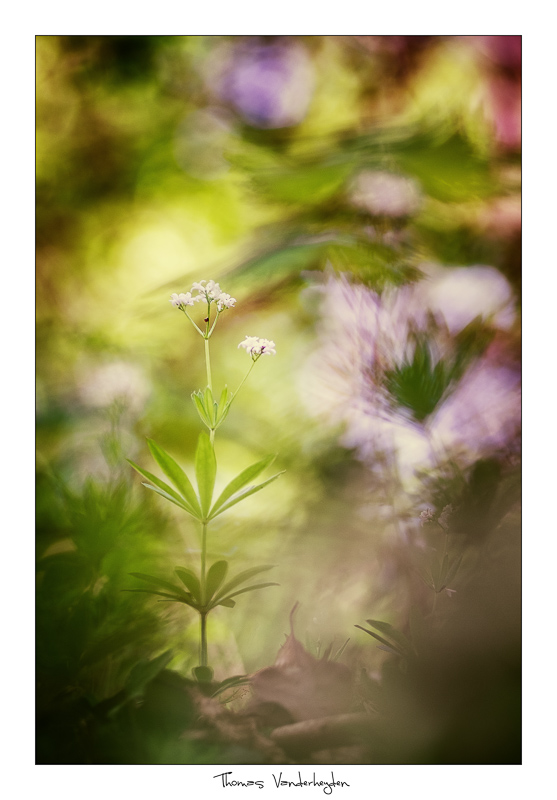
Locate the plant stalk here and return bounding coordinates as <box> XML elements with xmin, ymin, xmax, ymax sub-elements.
<box><xmin>200</xmin><ymin>612</ymin><xmax>208</xmax><ymax>667</ymax></box>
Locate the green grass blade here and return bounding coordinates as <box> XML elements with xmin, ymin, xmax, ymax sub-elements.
<box><xmin>366</xmin><ymin>620</ymin><xmax>412</xmax><ymax>653</ymax></box>
<box><xmin>209</xmin><ymin>455</ymin><xmax>276</xmax><ymax>518</ymax></box>
<box><xmin>147</xmin><ymin>440</ymin><xmax>202</xmax><ymax>518</ymax></box>
<box><xmin>195</xmin><ymin>431</ymin><xmax>216</xmax><ymax>518</ymax></box>
<box><xmin>355</xmin><ymin>625</ymin><xmax>405</xmax><ymax>657</ymax></box>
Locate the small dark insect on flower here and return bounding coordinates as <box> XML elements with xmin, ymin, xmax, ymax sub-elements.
<box><xmin>204</xmin><ymin>317</ymin><xmax>209</xmax><ymax>323</ymax></box>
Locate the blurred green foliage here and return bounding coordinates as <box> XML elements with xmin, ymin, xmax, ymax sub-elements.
<box><xmin>36</xmin><ymin>35</ymin><xmax>521</xmax><ymax>764</ymax></box>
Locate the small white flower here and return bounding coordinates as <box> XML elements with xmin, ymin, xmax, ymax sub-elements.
<box><xmin>170</xmin><ymin>292</ymin><xmax>198</xmax><ymax>308</ymax></box>
<box><xmin>419</xmin><ymin>508</ymin><xmax>435</xmax><ymax>527</ymax></box>
<box><xmin>216</xmin><ymin>292</ymin><xmax>236</xmax><ymax>311</ymax></box>
<box><xmin>238</xmin><ymin>336</ymin><xmax>276</xmax><ymax>358</ymax></box>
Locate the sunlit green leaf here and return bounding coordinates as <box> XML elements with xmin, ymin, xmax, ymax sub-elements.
<box><xmin>217</xmin><ymin>598</ymin><xmax>236</xmax><ymax>608</ymax></box>
<box><xmin>127</xmin><ymin>459</ymin><xmax>196</xmax><ymax>516</ymax></box>
<box><xmin>128</xmin><ymin>571</ymin><xmax>191</xmax><ymax>598</ymax></box>
<box><xmin>205</xmin><ymin>560</ymin><xmax>228</xmax><ymax>602</ymax></box>
<box><xmin>195</xmin><ymin>431</ymin><xmax>216</xmax><ymax>518</ymax></box>
<box><xmin>209</xmin><ymin>455</ymin><xmax>276</xmax><ymax>518</ymax></box>
<box><xmin>147</xmin><ymin>439</ymin><xmax>202</xmax><ymax>518</ymax></box>
<box><xmin>141</xmin><ymin>482</ymin><xmax>195</xmax><ymax>515</ymax></box>
<box><xmin>211</xmin><ymin>565</ymin><xmax>275</xmax><ymax>604</ymax></box>
<box><xmin>175</xmin><ymin>567</ymin><xmax>202</xmax><ymax>603</ymax></box>
<box><xmin>203</xmin><ymin>386</ymin><xmax>215</xmax><ymax>426</ymax></box>
<box><xmin>211</xmin><ymin>582</ymin><xmax>279</xmax><ymax>608</ymax></box>
<box><xmin>192</xmin><ymin>391</ymin><xmax>212</xmax><ymax>427</ymax></box>
<box><xmin>123</xmin><ymin>588</ymin><xmax>193</xmax><ymax>604</ymax></box>
<box><xmin>209</xmin><ymin>471</ymin><xmax>284</xmax><ymax>519</ymax></box>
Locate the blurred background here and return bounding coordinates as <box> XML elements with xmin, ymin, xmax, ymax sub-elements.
<box><xmin>36</xmin><ymin>35</ymin><xmax>521</xmax><ymax>764</ymax></box>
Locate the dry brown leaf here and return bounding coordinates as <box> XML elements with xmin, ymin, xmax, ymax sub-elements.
<box><xmin>249</xmin><ymin>604</ymin><xmax>353</xmax><ymax>723</ymax></box>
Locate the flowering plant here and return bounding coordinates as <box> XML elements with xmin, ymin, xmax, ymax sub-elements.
<box><xmin>127</xmin><ymin>280</ymin><xmax>282</xmax><ymax>682</ymax></box>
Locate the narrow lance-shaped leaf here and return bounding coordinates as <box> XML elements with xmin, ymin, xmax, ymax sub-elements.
<box><xmin>175</xmin><ymin>567</ymin><xmax>202</xmax><ymax>603</ymax></box>
<box><xmin>211</xmin><ymin>565</ymin><xmax>275</xmax><ymax>604</ymax></box>
<box><xmin>147</xmin><ymin>439</ymin><xmax>203</xmax><ymax>518</ymax></box>
<box><xmin>208</xmin><ymin>581</ymin><xmax>279</xmax><ymax>609</ymax></box>
<box><xmin>204</xmin><ymin>387</ymin><xmax>216</xmax><ymax>426</ymax></box>
<box><xmin>141</xmin><ymin>483</ymin><xmax>195</xmax><ymax>515</ymax></box>
<box><xmin>205</xmin><ymin>560</ymin><xmax>229</xmax><ymax>602</ymax></box>
<box><xmin>210</xmin><ymin>455</ymin><xmax>276</xmax><ymax>518</ymax></box>
<box><xmin>355</xmin><ymin>625</ymin><xmax>405</xmax><ymax>657</ymax></box>
<box><xmin>443</xmin><ymin>554</ymin><xmax>463</xmax><ymax>587</ymax></box>
<box><xmin>195</xmin><ymin>431</ymin><xmax>216</xmax><ymax>518</ymax></box>
<box><xmin>127</xmin><ymin>460</ymin><xmax>196</xmax><ymax>516</ymax></box>
<box><xmin>365</xmin><ymin>620</ymin><xmax>412</xmax><ymax>653</ymax></box>
<box><xmin>128</xmin><ymin>572</ymin><xmax>191</xmax><ymax>596</ymax></box>
<box><xmin>192</xmin><ymin>392</ymin><xmax>212</xmax><ymax>428</ymax></box>
<box><xmin>209</xmin><ymin>471</ymin><xmax>284</xmax><ymax>520</ymax></box>
<box><xmin>123</xmin><ymin>588</ymin><xmax>196</xmax><ymax>607</ymax></box>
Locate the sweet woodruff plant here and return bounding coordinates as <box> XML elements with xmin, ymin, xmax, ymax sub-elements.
<box><xmin>127</xmin><ymin>280</ymin><xmax>282</xmax><ymax>682</ymax></box>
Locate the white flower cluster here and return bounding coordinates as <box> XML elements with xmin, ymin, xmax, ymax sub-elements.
<box><xmin>170</xmin><ymin>280</ymin><xmax>236</xmax><ymax>312</ymax></box>
<box><xmin>419</xmin><ymin>508</ymin><xmax>435</xmax><ymax>527</ymax></box>
<box><xmin>238</xmin><ymin>336</ymin><xmax>276</xmax><ymax>359</ymax></box>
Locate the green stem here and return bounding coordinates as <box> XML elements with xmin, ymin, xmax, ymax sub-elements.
<box><xmin>199</xmin><ymin>521</ymin><xmax>209</xmax><ymax>667</ymax></box>
<box><xmin>232</xmin><ymin>359</ymin><xmax>256</xmax><ymax>401</ymax></box>
<box><xmin>204</xmin><ymin>338</ymin><xmax>213</xmax><ymax>393</ymax></box>
<box><xmin>200</xmin><ymin>612</ymin><xmax>208</xmax><ymax>668</ymax></box>
<box><xmin>201</xmin><ymin>522</ymin><xmax>207</xmax><ymax>602</ymax></box>
<box><xmin>185</xmin><ymin>309</ymin><xmax>204</xmax><ymax>337</ymax></box>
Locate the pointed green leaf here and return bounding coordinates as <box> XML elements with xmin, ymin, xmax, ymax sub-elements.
<box><xmin>210</xmin><ymin>582</ymin><xmax>279</xmax><ymax>608</ymax></box>
<box><xmin>205</xmin><ymin>560</ymin><xmax>228</xmax><ymax>602</ymax></box>
<box><xmin>192</xmin><ymin>392</ymin><xmax>212</xmax><ymax>427</ymax></box>
<box><xmin>210</xmin><ymin>455</ymin><xmax>276</xmax><ymax>518</ymax></box>
<box><xmin>209</xmin><ymin>471</ymin><xmax>284</xmax><ymax>519</ymax></box>
<box><xmin>366</xmin><ymin>620</ymin><xmax>412</xmax><ymax>653</ymax></box>
<box><xmin>355</xmin><ymin>625</ymin><xmax>405</xmax><ymax>657</ymax></box>
<box><xmin>129</xmin><ymin>572</ymin><xmax>192</xmax><ymax>598</ymax></box>
<box><xmin>195</xmin><ymin>431</ymin><xmax>216</xmax><ymax>517</ymax></box>
<box><xmin>147</xmin><ymin>440</ymin><xmax>202</xmax><ymax>518</ymax></box>
<box><xmin>142</xmin><ymin>483</ymin><xmax>196</xmax><ymax>516</ymax></box>
<box><xmin>444</xmin><ymin>554</ymin><xmax>463</xmax><ymax>586</ymax></box>
<box><xmin>216</xmin><ymin>386</ymin><xmax>229</xmax><ymax>422</ymax></box>
<box><xmin>175</xmin><ymin>568</ymin><xmax>202</xmax><ymax>603</ymax></box>
<box><xmin>439</xmin><ymin>553</ymin><xmax>450</xmax><ymax>587</ymax></box>
<box><xmin>204</xmin><ymin>387</ymin><xmax>215</xmax><ymax>425</ymax></box>
<box><xmin>127</xmin><ymin>459</ymin><xmax>197</xmax><ymax>516</ymax></box>
<box><xmin>123</xmin><ymin>589</ymin><xmax>195</xmax><ymax>606</ymax></box>
<box><xmin>430</xmin><ymin>554</ymin><xmax>441</xmax><ymax>589</ymax></box>
<box><xmin>212</xmin><ymin>565</ymin><xmax>275</xmax><ymax>604</ymax></box>
<box><xmin>217</xmin><ymin>598</ymin><xmax>236</xmax><ymax>608</ymax></box>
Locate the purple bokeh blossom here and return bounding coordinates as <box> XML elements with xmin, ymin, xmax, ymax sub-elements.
<box><xmin>205</xmin><ymin>41</ymin><xmax>315</xmax><ymax>129</ymax></box>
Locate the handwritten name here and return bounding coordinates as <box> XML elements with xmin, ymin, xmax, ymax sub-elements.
<box><xmin>213</xmin><ymin>771</ymin><xmax>350</xmax><ymax>795</ymax></box>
